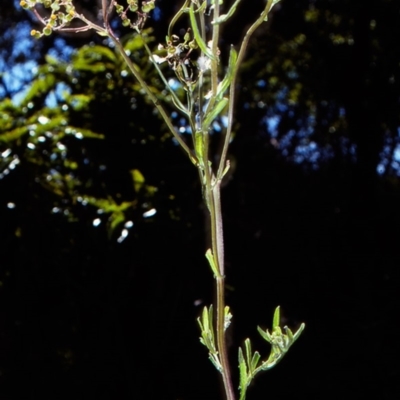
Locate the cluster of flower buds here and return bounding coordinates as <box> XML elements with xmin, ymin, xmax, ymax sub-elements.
<box><xmin>21</xmin><ymin>0</ymin><xmax>157</xmax><ymax>38</ymax></box>
<box><xmin>153</xmin><ymin>30</ymin><xmax>200</xmax><ymax>89</ymax></box>
<box><xmin>20</xmin><ymin>0</ymin><xmax>76</xmax><ymax>38</ymax></box>
<box><xmin>114</xmin><ymin>0</ymin><xmax>155</xmax><ymax>29</ymax></box>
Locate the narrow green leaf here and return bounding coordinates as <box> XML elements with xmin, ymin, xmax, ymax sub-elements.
<box><xmin>197</xmin><ymin>316</ymin><xmax>204</xmax><ymax>332</ymax></box>
<box><xmin>292</xmin><ymin>322</ymin><xmax>306</xmax><ymax>341</ymax></box>
<box><xmin>209</xmin><ymin>354</ymin><xmax>222</xmax><ymax>372</ymax></box>
<box><xmin>257</xmin><ymin>326</ymin><xmax>272</xmax><ymax>343</ymax></box>
<box><xmin>202</xmin><ymin>306</ymin><xmax>210</xmax><ymax>331</ymax></box>
<box><xmin>238</xmin><ymin>347</ymin><xmax>248</xmax><ymax>395</ymax></box>
<box><xmin>250</xmin><ymin>351</ymin><xmax>261</xmax><ymax>372</ymax></box>
<box><xmin>189</xmin><ymin>3</ymin><xmax>216</xmax><ymax>61</ymax></box>
<box><xmin>216</xmin><ymin>46</ymin><xmax>237</xmax><ymax>101</ymax></box>
<box><xmin>285</xmin><ymin>326</ymin><xmax>294</xmax><ymax>342</ymax></box>
<box><xmin>244</xmin><ymin>338</ymin><xmax>252</xmax><ymax>370</ymax></box>
<box><xmin>208</xmin><ymin>305</ymin><xmax>215</xmax><ymax>340</ymax></box>
<box><xmin>273</xmin><ymin>306</ymin><xmax>280</xmax><ymax>329</ymax></box>
<box><xmin>203</xmin><ymin>97</ymin><xmax>228</xmax><ymax>131</ymax></box>
<box><xmin>206</xmin><ymin>248</ymin><xmax>220</xmax><ymax>277</ymax></box>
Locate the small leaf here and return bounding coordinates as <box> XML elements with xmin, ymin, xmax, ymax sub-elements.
<box><xmin>238</xmin><ymin>347</ymin><xmax>248</xmax><ymax>392</ymax></box>
<box><xmin>250</xmin><ymin>351</ymin><xmax>261</xmax><ymax>372</ymax></box>
<box><xmin>202</xmin><ymin>306</ymin><xmax>210</xmax><ymax>331</ymax></box>
<box><xmin>257</xmin><ymin>325</ymin><xmax>272</xmax><ymax>343</ymax></box>
<box><xmin>285</xmin><ymin>326</ymin><xmax>294</xmax><ymax>342</ymax></box>
<box><xmin>244</xmin><ymin>338</ymin><xmax>252</xmax><ymax>370</ymax></box>
<box><xmin>273</xmin><ymin>306</ymin><xmax>280</xmax><ymax>329</ymax></box>
<box><xmin>206</xmin><ymin>248</ymin><xmax>220</xmax><ymax>277</ymax></box>
<box><xmin>209</xmin><ymin>354</ymin><xmax>223</xmax><ymax>372</ymax></box>
<box><xmin>292</xmin><ymin>323</ymin><xmax>306</xmax><ymax>342</ymax></box>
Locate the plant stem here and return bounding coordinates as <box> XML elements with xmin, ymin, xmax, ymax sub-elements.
<box><xmin>205</xmin><ymin>1</ymin><xmax>236</xmax><ymax>398</ymax></box>
<box><xmin>204</xmin><ymin>172</ymin><xmax>235</xmax><ymax>400</ymax></box>
<box><xmin>212</xmin><ymin>181</ymin><xmax>236</xmax><ymax>400</ymax></box>
<box><xmin>218</xmin><ymin>0</ymin><xmax>277</xmax><ymax>180</ymax></box>
<box><xmin>101</xmin><ymin>24</ymin><xmax>197</xmax><ymax>164</ymax></box>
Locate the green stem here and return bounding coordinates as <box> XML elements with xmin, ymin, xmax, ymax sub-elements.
<box><xmin>204</xmin><ymin>3</ymin><xmax>236</xmax><ymax>399</ymax></box>
<box><xmin>217</xmin><ymin>0</ymin><xmax>277</xmax><ymax>180</ymax></box>
<box><xmin>96</xmin><ymin>19</ymin><xmax>197</xmax><ymax>164</ymax></box>
<box><xmin>207</xmin><ymin>179</ymin><xmax>235</xmax><ymax>400</ymax></box>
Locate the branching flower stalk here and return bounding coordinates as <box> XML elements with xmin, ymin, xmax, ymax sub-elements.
<box><xmin>21</xmin><ymin>1</ymin><xmax>305</xmax><ymax>399</ymax></box>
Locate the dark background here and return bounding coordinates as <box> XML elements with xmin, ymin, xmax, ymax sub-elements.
<box><xmin>1</xmin><ymin>0</ymin><xmax>400</xmax><ymax>399</ymax></box>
